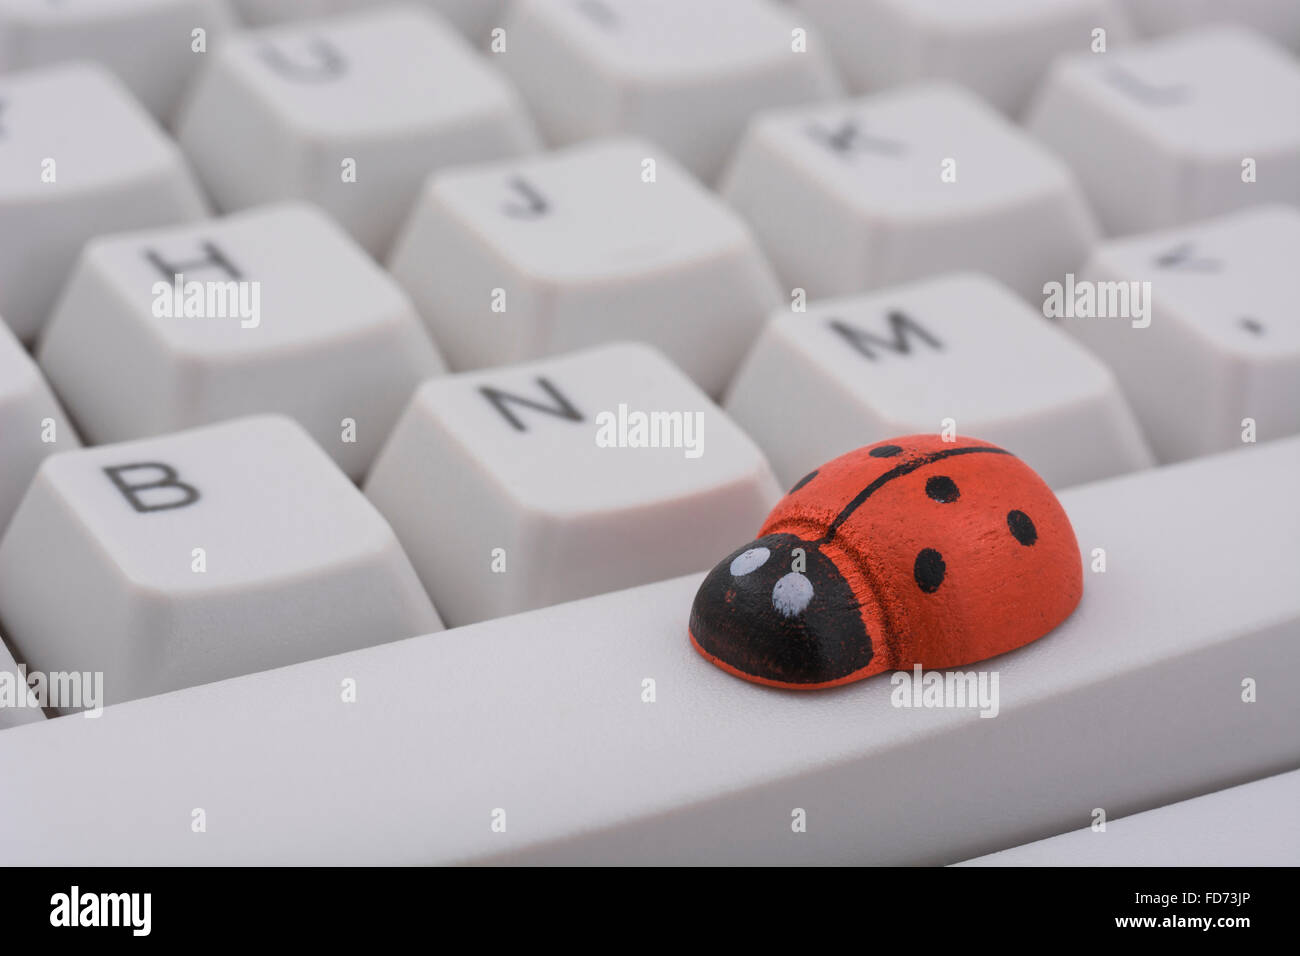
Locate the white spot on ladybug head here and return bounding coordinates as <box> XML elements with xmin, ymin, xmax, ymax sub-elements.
<box><xmin>772</xmin><ymin>572</ymin><xmax>814</xmax><ymax>618</ymax></box>
<box><xmin>730</xmin><ymin>546</ymin><xmax>771</xmax><ymax>577</ymax></box>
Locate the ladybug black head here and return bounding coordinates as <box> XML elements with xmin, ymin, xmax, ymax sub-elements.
<box><xmin>688</xmin><ymin>533</ymin><xmax>873</xmax><ymax>689</ymax></box>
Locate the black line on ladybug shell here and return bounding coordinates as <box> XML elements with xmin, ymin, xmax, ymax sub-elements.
<box><xmin>789</xmin><ymin>469</ymin><xmax>819</xmax><ymax>493</ymax></box>
<box><xmin>820</xmin><ymin>445</ymin><xmax>1012</xmax><ymax>543</ymax></box>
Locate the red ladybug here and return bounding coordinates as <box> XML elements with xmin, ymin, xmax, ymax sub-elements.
<box><xmin>689</xmin><ymin>435</ymin><xmax>1083</xmax><ymax>689</ymax></box>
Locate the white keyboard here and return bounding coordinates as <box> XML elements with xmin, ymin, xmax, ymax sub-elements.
<box><xmin>957</xmin><ymin>770</ymin><xmax>1300</xmax><ymax>867</ymax></box>
<box><xmin>2</xmin><ymin>439</ymin><xmax>1298</xmax><ymax>864</ymax></box>
<box><xmin>1</xmin><ymin>0</ymin><xmax>1298</xmax><ymax>867</ymax></box>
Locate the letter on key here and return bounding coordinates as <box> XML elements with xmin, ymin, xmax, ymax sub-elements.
<box><xmin>0</xmin><ymin>63</ymin><xmax>208</xmax><ymax>341</ymax></box>
<box><xmin>1063</xmin><ymin>205</ymin><xmax>1300</xmax><ymax>462</ymax></box>
<box><xmin>1027</xmin><ymin>26</ymin><xmax>1300</xmax><ymax>234</ymax></box>
<box><xmin>364</xmin><ymin>343</ymin><xmax>782</xmax><ymax>626</ymax></box>
<box><xmin>176</xmin><ymin>5</ymin><xmax>539</xmax><ymax>255</ymax></box>
<box><xmin>725</xmin><ymin>273</ymin><xmax>1153</xmax><ymax>489</ymax></box>
<box><xmin>0</xmin><ymin>317</ymin><xmax>80</xmax><ymax>534</ymax></box>
<box><xmin>37</xmin><ymin>203</ymin><xmax>444</xmax><ymax>480</ymax></box>
<box><xmin>497</xmin><ymin>0</ymin><xmax>841</xmax><ymax>181</ymax></box>
<box><xmin>722</xmin><ymin>84</ymin><xmax>1098</xmax><ymax>302</ymax></box>
<box><xmin>388</xmin><ymin>138</ymin><xmax>782</xmax><ymax>395</ymax></box>
<box><xmin>0</xmin><ymin>416</ymin><xmax>441</xmax><ymax>708</ymax></box>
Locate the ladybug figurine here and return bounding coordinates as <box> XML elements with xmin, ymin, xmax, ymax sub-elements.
<box><xmin>689</xmin><ymin>435</ymin><xmax>1083</xmax><ymax>689</ymax></box>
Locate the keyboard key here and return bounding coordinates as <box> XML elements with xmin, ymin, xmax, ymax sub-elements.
<box><xmin>1027</xmin><ymin>26</ymin><xmax>1300</xmax><ymax>234</ymax></box>
<box><xmin>497</xmin><ymin>0</ymin><xmax>842</xmax><ymax>182</ymax></box>
<box><xmin>796</xmin><ymin>0</ymin><xmax>1135</xmax><ymax>116</ymax></box>
<box><xmin>229</xmin><ymin>1</ymin><xmax>509</xmax><ymax>40</ymax></box>
<box><xmin>0</xmin><ymin>0</ymin><xmax>236</xmax><ymax>120</ymax></box>
<box><xmin>0</xmin><ymin>632</ymin><xmax>43</xmax><ymax>730</ymax></box>
<box><xmin>388</xmin><ymin>138</ymin><xmax>783</xmax><ymax>394</ymax></box>
<box><xmin>225</xmin><ymin>0</ymin><xmax>337</xmax><ymax>24</ymax></box>
<box><xmin>3</xmin><ymin>436</ymin><xmax>1296</xmax><ymax>863</ymax></box>
<box><xmin>0</xmin><ymin>63</ymin><xmax>208</xmax><ymax>341</ymax></box>
<box><xmin>722</xmin><ymin>83</ymin><xmax>1098</xmax><ymax>302</ymax></box>
<box><xmin>364</xmin><ymin>343</ymin><xmax>781</xmax><ymax>626</ymax></box>
<box><xmin>424</xmin><ymin>0</ymin><xmax>511</xmax><ymax>40</ymax></box>
<box><xmin>1122</xmin><ymin>0</ymin><xmax>1300</xmax><ymax>52</ymax></box>
<box><xmin>0</xmin><ymin>416</ymin><xmax>441</xmax><ymax>708</ymax></box>
<box><xmin>726</xmin><ymin>273</ymin><xmax>1154</xmax><ymax>489</ymax></box>
<box><xmin>1061</xmin><ymin>205</ymin><xmax>1300</xmax><ymax>462</ymax></box>
<box><xmin>176</xmin><ymin>5</ymin><xmax>539</xmax><ymax>256</ymax></box>
<box><xmin>958</xmin><ymin>769</ymin><xmax>1300</xmax><ymax>865</ymax></box>
<box><xmin>0</xmin><ymin>317</ymin><xmax>81</xmax><ymax>534</ymax></box>
<box><xmin>37</xmin><ymin>202</ymin><xmax>445</xmax><ymax>480</ymax></box>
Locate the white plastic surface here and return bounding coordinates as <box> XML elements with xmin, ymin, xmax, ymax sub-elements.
<box><xmin>725</xmin><ymin>273</ymin><xmax>1154</xmax><ymax>488</ymax></box>
<box><xmin>0</xmin><ymin>63</ymin><xmax>208</xmax><ymax>340</ymax></box>
<box><xmin>498</xmin><ymin>0</ymin><xmax>842</xmax><ymax>181</ymax></box>
<box><xmin>0</xmin><ymin>0</ymin><xmax>236</xmax><ymax>119</ymax></box>
<box><xmin>958</xmin><ymin>770</ymin><xmax>1300</xmax><ymax>866</ymax></box>
<box><xmin>38</xmin><ymin>202</ymin><xmax>444</xmax><ymax>479</ymax></box>
<box><xmin>365</xmin><ymin>342</ymin><xmax>781</xmax><ymax>625</ymax></box>
<box><xmin>176</xmin><ymin>5</ymin><xmax>539</xmax><ymax>255</ymax></box>
<box><xmin>1027</xmin><ymin>26</ymin><xmax>1300</xmax><ymax>234</ymax></box>
<box><xmin>722</xmin><ymin>83</ymin><xmax>1098</xmax><ymax>301</ymax></box>
<box><xmin>0</xmin><ymin>416</ymin><xmax>442</xmax><ymax>708</ymax></box>
<box><xmin>1</xmin><ymin>437</ymin><xmax>1296</xmax><ymax>863</ymax></box>
<box><xmin>0</xmin><ymin>317</ymin><xmax>80</xmax><ymax>534</ymax></box>
<box><xmin>1065</xmin><ymin>205</ymin><xmax>1300</xmax><ymax>462</ymax></box>
<box><xmin>388</xmin><ymin>137</ymin><xmax>783</xmax><ymax>394</ymax></box>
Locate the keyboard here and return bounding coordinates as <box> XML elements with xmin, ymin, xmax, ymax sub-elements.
<box><xmin>1</xmin><ymin>0</ymin><xmax>1298</xmax><ymax>866</ymax></box>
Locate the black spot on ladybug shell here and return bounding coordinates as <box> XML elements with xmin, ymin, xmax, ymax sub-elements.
<box><xmin>1007</xmin><ymin>510</ymin><xmax>1037</xmax><ymax>546</ymax></box>
<box><xmin>789</xmin><ymin>470</ymin><xmax>818</xmax><ymax>493</ymax></box>
<box><xmin>925</xmin><ymin>475</ymin><xmax>959</xmax><ymax>502</ymax></box>
<box><xmin>914</xmin><ymin>548</ymin><xmax>946</xmax><ymax>593</ymax></box>
<box><xmin>869</xmin><ymin>444</ymin><xmax>903</xmax><ymax>458</ymax></box>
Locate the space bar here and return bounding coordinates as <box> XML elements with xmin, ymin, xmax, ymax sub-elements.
<box><xmin>1</xmin><ymin>440</ymin><xmax>1298</xmax><ymax>865</ymax></box>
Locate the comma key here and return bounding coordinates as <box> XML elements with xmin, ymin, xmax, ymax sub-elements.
<box><xmin>1062</xmin><ymin>205</ymin><xmax>1300</xmax><ymax>461</ymax></box>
